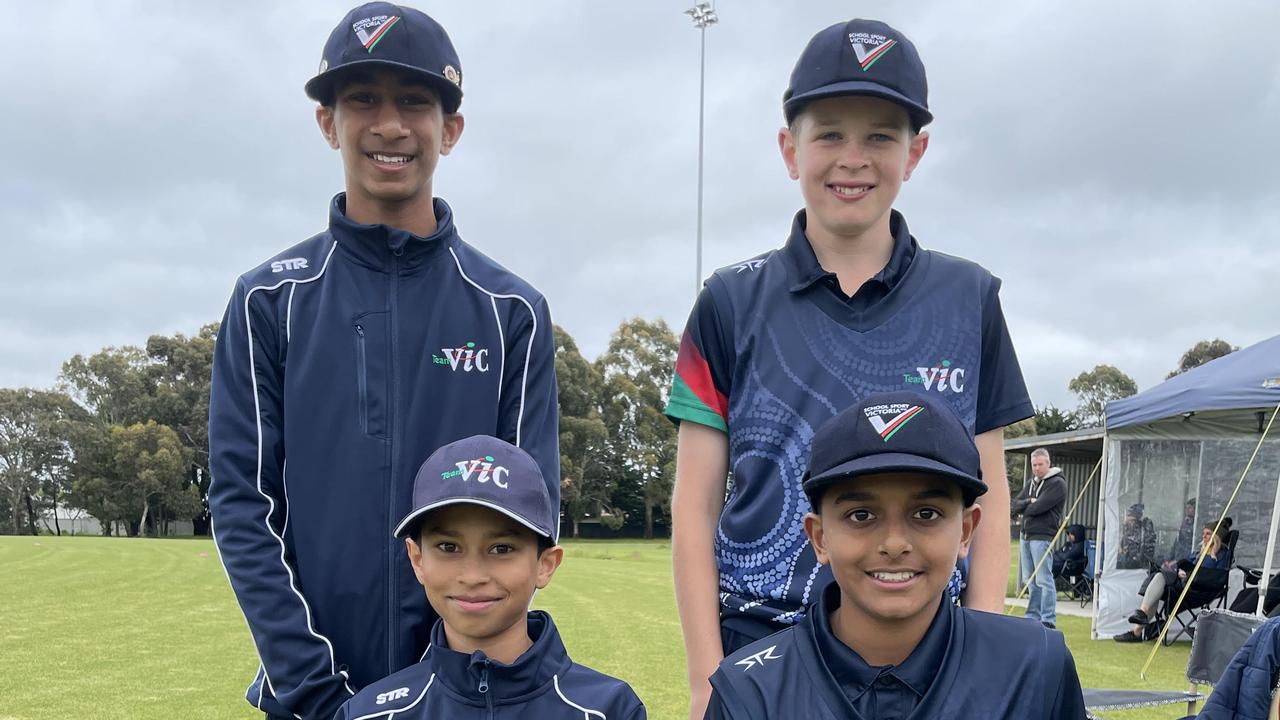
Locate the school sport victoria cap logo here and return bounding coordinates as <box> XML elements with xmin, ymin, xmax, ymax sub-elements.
<box><xmin>352</xmin><ymin>14</ymin><xmax>401</xmax><ymax>52</ymax></box>
<box><xmin>440</xmin><ymin>455</ymin><xmax>510</xmax><ymax>489</ymax></box>
<box><xmin>864</xmin><ymin>403</ymin><xmax>924</xmax><ymax>442</ymax></box>
<box><xmin>848</xmin><ymin>30</ymin><xmax>898</xmax><ymax>71</ymax></box>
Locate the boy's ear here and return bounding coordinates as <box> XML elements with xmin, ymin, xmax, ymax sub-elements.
<box><xmin>903</xmin><ymin>130</ymin><xmax>929</xmax><ymax>181</ymax></box>
<box><xmin>803</xmin><ymin>512</ymin><xmax>830</xmax><ymax>566</ymax></box>
<box><xmin>956</xmin><ymin>503</ymin><xmax>982</xmax><ymax>562</ymax></box>
<box><xmin>439</xmin><ymin>112</ymin><xmax>465</xmax><ymax>157</ymax></box>
<box><xmin>404</xmin><ymin>537</ymin><xmax>428</xmax><ymax>585</ymax></box>
<box><xmin>778</xmin><ymin>127</ymin><xmax>800</xmax><ymax>180</ymax></box>
<box><xmin>534</xmin><ymin>544</ymin><xmax>564</xmax><ymax>590</ymax></box>
<box><xmin>316</xmin><ymin>105</ymin><xmax>339</xmax><ymax>150</ymax></box>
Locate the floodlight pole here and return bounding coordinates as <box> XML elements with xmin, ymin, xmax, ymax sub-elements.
<box><xmin>685</xmin><ymin>3</ymin><xmax>718</xmax><ymax>297</ymax></box>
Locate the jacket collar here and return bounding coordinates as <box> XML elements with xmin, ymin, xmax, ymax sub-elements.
<box><xmin>427</xmin><ymin>611</ymin><xmax>572</xmax><ymax>703</ymax></box>
<box><xmin>328</xmin><ymin>193</ymin><xmax>458</xmax><ymax>271</ymax></box>
<box><xmin>781</xmin><ymin>209</ymin><xmax>916</xmax><ymax>294</ymax></box>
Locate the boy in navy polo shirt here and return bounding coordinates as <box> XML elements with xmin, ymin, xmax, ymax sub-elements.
<box><xmin>333</xmin><ymin>436</ymin><xmax>645</xmax><ymax>720</ymax></box>
<box><xmin>703</xmin><ymin>392</ymin><xmax>1085</xmax><ymax>719</ymax></box>
<box><xmin>667</xmin><ymin>19</ymin><xmax>1033</xmax><ymax>716</ymax></box>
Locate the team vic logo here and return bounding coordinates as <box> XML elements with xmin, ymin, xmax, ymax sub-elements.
<box><xmin>904</xmin><ymin>359</ymin><xmax>966</xmax><ymax>393</ymax></box>
<box><xmin>433</xmin><ymin>341</ymin><xmax>490</xmax><ymax>372</ymax></box>
<box><xmin>864</xmin><ymin>403</ymin><xmax>924</xmax><ymax>442</ymax></box>
<box><xmin>848</xmin><ymin>31</ymin><xmax>897</xmax><ymax>71</ymax></box>
<box><xmin>440</xmin><ymin>455</ymin><xmax>509</xmax><ymax>489</ymax></box>
<box><xmin>352</xmin><ymin>15</ymin><xmax>400</xmax><ymax>52</ymax></box>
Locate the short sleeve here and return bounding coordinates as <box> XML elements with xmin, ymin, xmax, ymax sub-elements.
<box><xmin>666</xmin><ymin>280</ymin><xmax>734</xmax><ymax>433</ymax></box>
<box><xmin>976</xmin><ymin>276</ymin><xmax>1034</xmax><ymax>434</ymax></box>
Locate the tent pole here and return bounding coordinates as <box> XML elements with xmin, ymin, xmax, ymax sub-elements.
<box><xmin>1259</xmin><ymin>462</ymin><xmax>1280</xmax><ymax>616</ymax></box>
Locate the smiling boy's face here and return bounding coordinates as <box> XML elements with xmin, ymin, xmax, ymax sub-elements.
<box><xmin>406</xmin><ymin>504</ymin><xmax>561</xmax><ymax>650</ymax></box>
<box><xmin>805</xmin><ymin>472</ymin><xmax>979</xmax><ymax>628</ymax></box>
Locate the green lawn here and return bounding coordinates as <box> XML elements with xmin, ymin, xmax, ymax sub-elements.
<box><xmin>0</xmin><ymin>536</ymin><xmax>1197</xmax><ymax>719</ymax></box>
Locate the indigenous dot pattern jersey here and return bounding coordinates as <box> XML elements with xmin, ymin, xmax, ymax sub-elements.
<box><xmin>665</xmin><ymin>210</ymin><xmax>1033</xmax><ymax>625</ymax></box>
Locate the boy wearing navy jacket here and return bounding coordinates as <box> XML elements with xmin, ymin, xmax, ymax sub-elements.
<box><xmin>334</xmin><ymin>435</ymin><xmax>645</xmax><ymax>720</ymax></box>
<box><xmin>704</xmin><ymin>391</ymin><xmax>1085</xmax><ymax>719</ymax></box>
<box><xmin>209</xmin><ymin>5</ymin><xmax>558</xmax><ymax>718</ymax></box>
<box><xmin>668</xmin><ymin>19</ymin><xmax>1032</xmax><ymax>717</ymax></box>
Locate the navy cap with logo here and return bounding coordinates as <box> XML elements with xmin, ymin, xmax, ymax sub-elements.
<box><xmin>802</xmin><ymin>391</ymin><xmax>986</xmax><ymax>508</ymax></box>
<box><xmin>305</xmin><ymin>2</ymin><xmax>464</xmax><ymax>113</ymax></box>
<box><xmin>393</xmin><ymin>435</ymin><xmax>556</xmax><ymax>540</ymax></box>
<box><xmin>783</xmin><ymin>18</ymin><xmax>931</xmax><ymax>129</ymax></box>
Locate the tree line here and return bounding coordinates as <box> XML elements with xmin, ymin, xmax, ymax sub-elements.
<box><xmin>0</xmin><ymin>319</ymin><xmax>680</xmax><ymax>539</ymax></box>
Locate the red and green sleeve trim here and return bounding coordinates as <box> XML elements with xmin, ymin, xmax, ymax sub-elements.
<box><xmin>665</xmin><ymin>332</ymin><xmax>729</xmax><ymax>433</ymax></box>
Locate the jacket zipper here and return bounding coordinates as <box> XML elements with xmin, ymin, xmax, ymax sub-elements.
<box><xmin>354</xmin><ymin>324</ymin><xmax>368</xmax><ymax>433</ymax></box>
<box><xmin>478</xmin><ymin>661</ymin><xmax>493</xmax><ymax>718</ymax></box>
<box><xmin>387</xmin><ymin>249</ymin><xmax>402</xmax><ymax>675</ymax></box>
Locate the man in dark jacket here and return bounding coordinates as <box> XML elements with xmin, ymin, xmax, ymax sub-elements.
<box><xmin>207</xmin><ymin>6</ymin><xmax>559</xmax><ymax>719</ymax></box>
<box><xmin>1011</xmin><ymin>448</ymin><xmax>1067</xmax><ymax>628</ymax></box>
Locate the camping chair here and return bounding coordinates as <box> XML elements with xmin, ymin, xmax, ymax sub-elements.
<box><xmin>1083</xmin><ymin>609</ymin><xmax>1263</xmax><ymax>719</ymax></box>
<box><xmin>1156</xmin><ymin>530</ymin><xmax>1239</xmax><ymax>646</ymax></box>
<box><xmin>1059</xmin><ymin>539</ymin><xmax>1097</xmax><ymax>607</ymax></box>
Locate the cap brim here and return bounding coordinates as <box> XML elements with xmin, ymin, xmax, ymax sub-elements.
<box><xmin>785</xmin><ymin>81</ymin><xmax>932</xmax><ymax>126</ymax></box>
<box><xmin>393</xmin><ymin>498</ymin><xmax>552</xmax><ymax>539</ymax></box>
<box><xmin>803</xmin><ymin>452</ymin><xmax>986</xmax><ymax>502</ymax></box>
<box><xmin>305</xmin><ymin>59</ymin><xmax>463</xmax><ymax>112</ymax></box>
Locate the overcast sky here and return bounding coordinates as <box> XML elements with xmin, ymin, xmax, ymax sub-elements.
<box><xmin>3</xmin><ymin>0</ymin><xmax>1277</xmax><ymax>413</ymax></box>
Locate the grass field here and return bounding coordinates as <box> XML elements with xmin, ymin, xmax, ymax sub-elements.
<box><xmin>0</xmin><ymin>536</ymin><xmax>1198</xmax><ymax>719</ymax></box>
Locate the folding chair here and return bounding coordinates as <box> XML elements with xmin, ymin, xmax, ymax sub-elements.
<box><xmin>1157</xmin><ymin>530</ymin><xmax>1239</xmax><ymax>646</ymax></box>
<box><xmin>1083</xmin><ymin>609</ymin><xmax>1263</xmax><ymax>719</ymax></box>
<box><xmin>1058</xmin><ymin>539</ymin><xmax>1096</xmax><ymax>606</ymax></box>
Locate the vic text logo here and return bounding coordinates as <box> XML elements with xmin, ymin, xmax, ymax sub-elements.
<box><xmin>440</xmin><ymin>455</ymin><xmax>509</xmax><ymax>489</ymax></box>
<box><xmin>905</xmin><ymin>359</ymin><xmax>966</xmax><ymax>393</ymax></box>
<box><xmin>433</xmin><ymin>341</ymin><xmax>490</xmax><ymax>372</ymax></box>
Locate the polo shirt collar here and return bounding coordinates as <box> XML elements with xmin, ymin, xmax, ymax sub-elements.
<box><xmin>782</xmin><ymin>209</ymin><xmax>916</xmax><ymax>294</ymax></box>
<box><xmin>811</xmin><ymin>580</ymin><xmax>952</xmax><ymax>700</ymax></box>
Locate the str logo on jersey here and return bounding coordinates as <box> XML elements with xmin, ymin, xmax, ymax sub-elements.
<box><xmin>270</xmin><ymin>258</ymin><xmax>309</xmax><ymax>273</ymax></box>
<box><xmin>375</xmin><ymin>687</ymin><xmax>410</xmax><ymax>704</ymax></box>
<box><xmin>864</xmin><ymin>403</ymin><xmax>924</xmax><ymax>441</ymax></box>
<box><xmin>904</xmin><ymin>359</ymin><xmax>966</xmax><ymax>393</ymax></box>
<box><xmin>440</xmin><ymin>455</ymin><xmax>509</xmax><ymax>488</ymax></box>
<box><xmin>433</xmin><ymin>341</ymin><xmax>490</xmax><ymax>372</ymax></box>
<box><xmin>733</xmin><ymin>258</ymin><xmax>767</xmax><ymax>273</ymax></box>
<box><xmin>735</xmin><ymin>645</ymin><xmax>782</xmax><ymax>671</ymax></box>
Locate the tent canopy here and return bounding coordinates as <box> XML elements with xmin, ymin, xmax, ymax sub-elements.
<box><xmin>1106</xmin><ymin>335</ymin><xmax>1280</xmax><ymax>431</ymax></box>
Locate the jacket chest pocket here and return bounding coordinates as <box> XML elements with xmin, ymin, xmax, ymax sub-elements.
<box><xmin>353</xmin><ymin>311</ymin><xmax>390</xmax><ymax>439</ymax></box>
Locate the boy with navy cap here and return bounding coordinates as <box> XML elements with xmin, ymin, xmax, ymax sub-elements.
<box><xmin>667</xmin><ymin>19</ymin><xmax>1032</xmax><ymax>716</ymax></box>
<box><xmin>703</xmin><ymin>392</ymin><xmax>1085</xmax><ymax>719</ymax></box>
<box><xmin>210</xmin><ymin>5</ymin><xmax>558</xmax><ymax>719</ymax></box>
<box><xmin>333</xmin><ymin>436</ymin><xmax>646</xmax><ymax>720</ymax></box>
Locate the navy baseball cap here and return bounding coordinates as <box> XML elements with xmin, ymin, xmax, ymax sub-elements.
<box><xmin>393</xmin><ymin>436</ymin><xmax>556</xmax><ymax>540</ymax></box>
<box><xmin>305</xmin><ymin>3</ymin><xmax>463</xmax><ymax>113</ymax></box>
<box><xmin>802</xmin><ymin>391</ymin><xmax>986</xmax><ymax>507</ymax></box>
<box><xmin>783</xmin><ymin>19</ymin><xmax>932</xmax><ymax>129</ymax></box>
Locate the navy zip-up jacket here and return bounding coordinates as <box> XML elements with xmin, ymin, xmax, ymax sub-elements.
<box><xmin>705</xmin><ymin>585</ymin><xmax>1086</xmax><ymax>719</ymax></box>
<box><xmin>209</xmin><ymin>195</ymin><xmax>559</xmax><ymax>719</ymax></box>
<box><xmin>332</xmin><ymin>612</ymin><xmax>646</xmax><ymax>720</ymax></box>
<box><xmin>1197</xmin><ymin>616</ymin><xmax>1280</xmax><ymax>720</ymax></box>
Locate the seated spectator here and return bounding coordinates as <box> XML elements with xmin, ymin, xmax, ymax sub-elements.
<box><xmin>1052</xmin><ymin>524</ymin><xmax>1088</xmax><ymax>580</ymax></box>
<box><xmin>1169</xmin><ymin>499</ymin><xmax>1197</xmax><ymax>561</ymax></box>
<box><xmin>1114</xmin><ymin>518</ymin><xmax>1232</xmax><ymax>642</ymax></box>
<box><xmin>1117</xmin><ymin>504</ymin><xmax>1157</xmax><ymax>569</ymax></box>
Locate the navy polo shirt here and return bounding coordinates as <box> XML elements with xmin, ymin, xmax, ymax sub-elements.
<box><xmin>812</xmin><ymin>583</ymin><xmax>949</xmax><ymax>719</ymax></box>
<box><xmin>666</xmin><ymin>208</ymin><xmax>1033</xmax><ymax>626</ymax></box>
